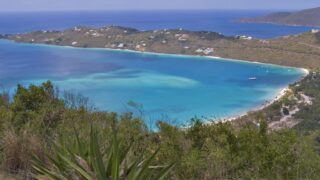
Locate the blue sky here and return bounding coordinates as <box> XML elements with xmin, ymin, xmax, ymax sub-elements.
<box><xmin>0</xmin><ymin>0</ymin><xmax>319</xmax><ymax>11</ymax></box>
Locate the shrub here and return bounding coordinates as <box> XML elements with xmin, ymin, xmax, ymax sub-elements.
<box><xmin>283</xmin><ymin>107</ymin><xmax>290</xmax><ymax>116</ymax></box>
<box><xmin>2</xmin><ymin>130</ymin><xmax>45</xmax><ymax>174</ymax></box>
<box><xmin>32</xmin><ymin>127</ymin><xmax>174</xmax><ymax>180</ymax></box>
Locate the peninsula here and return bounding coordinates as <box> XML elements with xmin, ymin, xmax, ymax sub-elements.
<box><xmin>240</xmin><ymin>7</ymin><xmax>320</xmax><ymax>27</ymax></box>
<box><xmin>3</xmin><ymin>26</ymin><xmax>320</xmax><ymax>68</ymax></box>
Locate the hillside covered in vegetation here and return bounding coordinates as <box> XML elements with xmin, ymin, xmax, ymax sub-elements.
<box><xmin>240</xmin><ymin>7</ymin><xmax>320</xmax><ymax>27</ymax></box>
<box><xmin>4</xmin><ymin>26</ymin><xmax>320</xmax><ymax>68</ymax></box>
<box><xmin>0</xmin><ymin>70</ymin><xmax>320</xmax><ymax>179</ymax></box>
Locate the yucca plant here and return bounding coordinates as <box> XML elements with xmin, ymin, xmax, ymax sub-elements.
<box><xmin>32</xmin><ymin>127</ymin><xmax>173</xmax><ymax>180</ymax></box>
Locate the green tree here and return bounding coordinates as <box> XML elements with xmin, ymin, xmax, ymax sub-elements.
<box><xmin>10</xmin><ymin>81</ymin><xmax>63</xmax><ymax>131</ymax></box>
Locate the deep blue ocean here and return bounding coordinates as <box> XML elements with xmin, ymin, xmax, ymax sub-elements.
<box><xmin>0</xmin><ymin>10</ymin><xmax>309</xmax><ymax>127</ymax></box>
<box><xmin>0</xmin><ymin>10</ymin><xmax>313</xmax><ymax>39</ymax></box>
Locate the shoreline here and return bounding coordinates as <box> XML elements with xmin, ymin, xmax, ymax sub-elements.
<box><xmin>216</xmin><ymin>87</ymin><xmax>289</xmax><ymax>124</ymax></box>
<box><xmin>2</xmin><ymin>39</ymin><xmax>309</xmax><ymax>71</ymax></box>
<box><xmin>214</xmin><ymin>68</ymin><xmax>309</xmax><ymax>124</ymax></box>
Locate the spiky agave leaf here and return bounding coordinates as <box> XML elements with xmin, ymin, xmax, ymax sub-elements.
<box><xmin>32</xmin><ymin>126</ymin><xmax>173</xmax><ymax>180</ymax></box>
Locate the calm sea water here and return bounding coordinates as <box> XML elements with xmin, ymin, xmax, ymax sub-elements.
<box><xmin>0</xmin><ymin>10</ymin><xmax>313</xmax><ymax>39</ymax></box>
<box><xmin>0</xmin><ymin>40</ymin><xmax>304</xmax><ymax>127</ymax></box>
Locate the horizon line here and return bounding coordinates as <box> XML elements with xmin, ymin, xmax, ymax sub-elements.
<box><xmin>0</xmin><ymin>8</ymin><xmax>306</xmax><ymax>13</ymax></box>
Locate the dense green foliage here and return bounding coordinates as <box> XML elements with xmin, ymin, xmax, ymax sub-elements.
<box><xmin>0</xmin><ymin>80</ymin><xmax>319</xmax><ymax>179</ymax></box>
<box><xmin>291</xmin><ymin>70</ymin><xmax>320</xmax><ymax>131</ymax></box>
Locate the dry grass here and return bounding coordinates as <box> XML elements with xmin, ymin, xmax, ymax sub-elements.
<box><xmin>2</xmin><ymin>130</ymin><xmax>45</xmax><ymax>177</ymax></box>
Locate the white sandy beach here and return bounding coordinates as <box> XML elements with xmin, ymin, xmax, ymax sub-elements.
<box><xmin>213</xmin><ymin>68</ymin><xmax>310</xmax><ymax>124</ymax></box>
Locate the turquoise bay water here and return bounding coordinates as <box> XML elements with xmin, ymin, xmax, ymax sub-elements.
<box><xmin>0</xmin><ymin>40</ymin><xmax>305</xmax><ymax>127</ymax></box>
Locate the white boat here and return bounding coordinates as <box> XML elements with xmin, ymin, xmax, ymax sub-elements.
<box><xmin>249</xmin><ymin>77</ymin><xmax>257</xmax><ymax>80</ymax></box>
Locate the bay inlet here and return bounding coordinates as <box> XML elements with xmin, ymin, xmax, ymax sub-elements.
<box><xmin>0</xmin><ymin>40</ymin><xmax>305</xmax><ymax>127</ymax></box>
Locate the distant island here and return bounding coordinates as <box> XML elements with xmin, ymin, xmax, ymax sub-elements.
<box><xmin>2</xmin><ymin>26</ymin><xmax>320</xmax><ymax>68</ymax></box>
<box><xmin>240</xmin><ymin>7</ymin><xmax>320</xmax><ymax>27</ymax></box>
